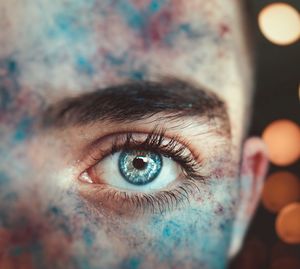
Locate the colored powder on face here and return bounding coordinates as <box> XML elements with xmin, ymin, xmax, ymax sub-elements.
<box><xmin>127</xmin><ymin>70</ymin><xmax>145</xmax><ymax>80</ymax></box>
<box><xmin>47</xmin><ymin>13</ymin><xmax>88</xmax><ymax>42</ymax></box>
<box><xmin>3</xmin><ymin>192</ymin><xmax>18</xmax><ymax>203</ymax></box>
<box><xmin>82</xmin><ymin>227</ymin><xmax>94</xmax><ymax>247</ymax></box>
<box><xmin>48</xmin><ymin>206</ymin><xmax>63</xmax><ymax>217</ymax></box>
<box><xmin>0</xmin><ymin>58</ymin><xmax>20</xmax><ymax>110</ymax></box>
<box><xmin>0</xmin><ymin>171</ymin><xmax>9</xmax><ymax>186</ymax></box>
<box><xmin>0</xmin><ymin>59</ymin><xmax>18</xmax><ymax>75</ymax></box>
<box><xmin>13</xmin><ymin>117</ymin><xmax>33</xmax><ymax>142</ymax></box>
<box><xmin>105</xmin><ymin>53</ymin><xmax>126</xmax><ymax>66</ymax></box>
<box><xmin>116</xmin><ymin>1</ymin><xmax>146</xmax><ymax>30</ymax></box>
<box><xmin>162</xmin><ymin>220</ymin><xmax>181</xmax><ymax>239</ymax></box>
<box><xmin>73</xmin><ymin>257</ymin><xmax>92</xmax><ymax>269</ymax></box>
<box><xmin>122</xmin><ymin>257</ymin><xmax>141</xmax><ymax>269</ymax></box>
<box><xmin>148</xmin><ymin>0</ymin><xmax>166</xmax><ymax>13</ymax></box>
<box><xmin>6</xmin><ymin>60</ymin><xmax>18</xmax><ymax>74</ymax></box>
<box><xmin>75</xmin><ymin>56</ymin><xmax>94</xmax><ymax>75</ymax></box>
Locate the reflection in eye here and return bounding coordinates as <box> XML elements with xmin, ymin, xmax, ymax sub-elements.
<box><xmin>78</xmin><ymin>130</ymin><xmax>206</xmax><ymax>213</ymax></box>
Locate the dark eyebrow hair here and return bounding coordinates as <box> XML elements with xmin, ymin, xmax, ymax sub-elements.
<box><xmin>41</xmin><ymin>79</ymin><xmax>230</xmax><ymax>135</ymax></box>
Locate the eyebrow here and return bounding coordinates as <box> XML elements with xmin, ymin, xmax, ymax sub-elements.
<box><xmin>41</xmin><ymin>79</ymin><xmax>230</xmax><ymax>136</ymax></box>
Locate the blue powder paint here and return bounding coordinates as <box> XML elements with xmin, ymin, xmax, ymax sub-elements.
<box><xmin>128</xmin><ymin>70</ymin><xmax>145</xmax><ymax>80</ymax></box>
<box><xmin>0</xmin><ymin>59</ymin><xmax>18</xmax><ymax>75</ymax></box>
<box><xmin>162</xmin><ymin>220</ymin><xmax>181</xmax><ymax>239</ymax></box>
<box><xmin>58</xmin><ymin>222</ymin><xmax>72</xmax><ymax>237</ymax></box>
<box><xmin>47</xmin><ymin>13</ymin><xmax>87</xmax><ymax>42</ymax></box>
<box><xmin>47</xmin><ymin>206</ymin><xmax>72</xmax><ymax>236</ymax></box>
<box><xmin>13</xmin><ymin>117</ymin><xmax>33</xmax><ymax>142</ymax></box>
<box><xmin>118</xmin><ymin>66</ymin><xmax>147</xmax><ymax>80</ymax></box>
<box><xmin>7</xmin><ymin>60</ymin><xmax>18</xmax><ymax>74</ymax></box>
<box><xmin>148</xmin><ymin>0</ymin><xmax>166</xmax><ymax>13</ymax></box>
<box><xmin>0</xmin><ymin>171</ymin><xmax>9</xmax><ymax>186</ymax></box>
<box><xmin>63</xmin><ymin>0</ymin><xmax>95</xmax><ymax>10</ymax></box>
<box><xmin>116</xmin><ymin>2</ymin><xmax>146</xmax><ymax>30</ymax></box>
<box><xmin>3</xmin><ymin>192</ymin><xmax>18</xmax><ymax>203</ymax></box>
<box><xmin>105</xmin><ymin>53</ymin><xmax>126</xmax><ymax>66</ymax></box>
<box><xmin>116</xmin><ymin>0</ymin><xmax>166</xmax><ymax>31</ymax></box>
<box><xmin>48</xmin><ymin>206</ymin><xmax>63</xmax><ymax>216</ymax></box>
<box><xmin>76</xmin><ymin>56</ymin><xmax>94</xmax><ymax>75</ymax></box>
<box><xmin>163</xmin><ymin>23</ymin><xmax>204</xmax><ymax>46</ymax></box>
<box><xmin>73</xmin><ymin>257</ymin><xmax>93</xmax><ymax>269</ymax></box>
<box><xmin>30</xmin><ymin>241</ymin><xmax>47</xmax><ymax>269</ymax></box>
<box><xmin>178</xmin><ymin>23</ymin><xmax>203</xmax><ymax>39</ymax></box>
<box><xmin>122</xmin><ymin>257</ymin><xmax>141</xmax><ymax>269</ymax></box>
<box><xmin>82</xmin><ymin>227</ymin><xmax>94</xmax><ymax>247</ymax></box>
<box><xmin>0</xmin><ymin>58</ymin><xmax>20</xmax><ymax>109</ymax></box>
<box><xmin>162</xmin><ymin>225</ymin><xmax>171</xmax><ymax>237</ymax></box>
<box><xmin>56</xmin><ymin>14</ymin><xmax>75</xmax><ymax>33</ymax></box>
<box><xmin>0</xmin><ymin>87</ymin><xmax>11</xmax><ymax>109</ymax></box>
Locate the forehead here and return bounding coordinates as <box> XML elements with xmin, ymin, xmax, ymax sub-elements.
<box><xmin>0</xmin><ymin>0</ymin><xmax>251</xmax><ymax>143</ymax></box>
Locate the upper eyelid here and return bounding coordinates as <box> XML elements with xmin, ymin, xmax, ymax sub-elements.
<box><xmin>74</xmin><ymin>115</ymin><xmax>231</xmax><ymax>158</ymax></box>
<box><xmin>78</xmin><ymin>129</ymin><xmax>201</xmax><ymax>165</ymax></box>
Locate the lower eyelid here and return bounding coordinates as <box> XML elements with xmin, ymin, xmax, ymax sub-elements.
<box><xmin>78</xmin><ymin>179</ymin><xmax>202</xmax><ymax>216</ymax></box>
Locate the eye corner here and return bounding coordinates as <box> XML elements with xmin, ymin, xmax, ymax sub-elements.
<box><xmin>78</xmin><ymin>171</ymin><xmax>93</xmax><ymax>184</ymax></box>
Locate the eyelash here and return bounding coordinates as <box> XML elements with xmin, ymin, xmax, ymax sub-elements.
<box><xmin>81</xmin><ymin>129</ymin><xmax>207</xmax><ymax>214</ymax></box>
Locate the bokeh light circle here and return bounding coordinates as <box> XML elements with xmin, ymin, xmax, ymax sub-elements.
<box><xmin>262</xmin><ymin>119</ymin><xmax>300</xmax><ymax>166</ymax></box>
<box><xmin>258</xmin><ymin>3</ymin><xmax>300</xmax><ymax>45</ymax></box>
<box><xmin>275</xmin><ymin>203</ymin><xmax>300</xmax><ymax>244</ymax></box>
<box><xmin>262</xmin><ymin>171</ymin><xmax>300</xmax><ymax>213</ymax></box>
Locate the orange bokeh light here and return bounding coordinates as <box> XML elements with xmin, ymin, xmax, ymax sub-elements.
<box><xmin>258</xmin><ymin>3</ymin><xmax>300</xmax><ymax>45</ymax></box>
<box><xmin>262</xmin><ymin>120</ymin><xmax>300</xmax><ymax>166</ymax></box>
<box><xmin>276</xmin><ymin>203</ymin><xmax>300</xmax><ymax>244</ymax></box>
<box><xmin>262</xmin><ymin>171</ymin><xmax>300</xmax><ymax>213</ymax></box>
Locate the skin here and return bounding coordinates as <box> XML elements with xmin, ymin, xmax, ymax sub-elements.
<box><xmin>0</xmin><ymin>1</ymin><xmax>268</xmax><ymax>269</ymax></box>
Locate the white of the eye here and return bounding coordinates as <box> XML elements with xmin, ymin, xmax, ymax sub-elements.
<box><xmin>94</xmin><ymin>152</ymin><xmax>182</xmax><ymax>192</ymax></box>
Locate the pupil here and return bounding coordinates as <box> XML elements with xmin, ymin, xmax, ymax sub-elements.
<box><xmin>132</xmin><ymin>157</ymin><xmax>147</xmax><ymax>170</ymax></box>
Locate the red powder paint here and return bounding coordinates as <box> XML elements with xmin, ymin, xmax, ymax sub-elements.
<box><xmin>219</xmin><ymin>23</ymin><xmax>230</xmax><ymax>38</ymax></box>
<box><xmin>148</xmin><ymin>9</ymin><xmax>173</xmax><ymax>43</ymax></box>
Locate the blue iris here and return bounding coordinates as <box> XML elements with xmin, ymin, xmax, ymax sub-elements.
<box><xmin>118</xmin><ymin>150</ymin><xmax>162</xmax><ymax>185</ymax></box>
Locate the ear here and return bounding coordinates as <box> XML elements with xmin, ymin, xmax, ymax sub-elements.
<box><xmin>228</xmin><ymin>137</ymin><xmax>269</xmax><ymax>258</ymax></box>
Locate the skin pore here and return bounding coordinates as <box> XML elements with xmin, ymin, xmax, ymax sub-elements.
<box><xmin>0</xmin><ymin>1</ymin><xmax>268</xmax><ymax>269</ymax></box>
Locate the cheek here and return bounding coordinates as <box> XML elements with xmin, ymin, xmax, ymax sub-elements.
<box><xmin>97</xmin><ymin>177</ymin><xmax>240</xmax><ymax>267</ymax></box>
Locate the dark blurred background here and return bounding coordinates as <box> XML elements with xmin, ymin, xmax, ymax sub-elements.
<box><xmin>230</xmin><ymin>1</ymin><xmax>300</xmax><ymax>268</ymax></box>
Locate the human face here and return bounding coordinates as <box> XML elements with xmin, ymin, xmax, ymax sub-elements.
<box><xmin>0</xmin><ymin>1</ymin><xmax>268</xmax><ymax>269</ymax></box>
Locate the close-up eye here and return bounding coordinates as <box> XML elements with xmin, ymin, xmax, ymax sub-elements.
<box><xmin>78</xmin><ymin>130</ymin><xmax>206</xmax><ymax>214</ymax></box>
<box><xmin>90</xmin><ymin>149</ymin><xmax>181</xmax><ymax>192</ymax></box>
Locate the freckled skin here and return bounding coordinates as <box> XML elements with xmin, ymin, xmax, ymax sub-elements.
<box><xmin>0</xmin><ymin>1</ymin><xmax>255</xmax><ymax>269</ymax></box>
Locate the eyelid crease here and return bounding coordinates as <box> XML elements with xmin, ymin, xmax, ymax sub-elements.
<box><xmin>79</xmin><ymin>125</ymin><xmax>204</xmax><ymax>166</ymax></box>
